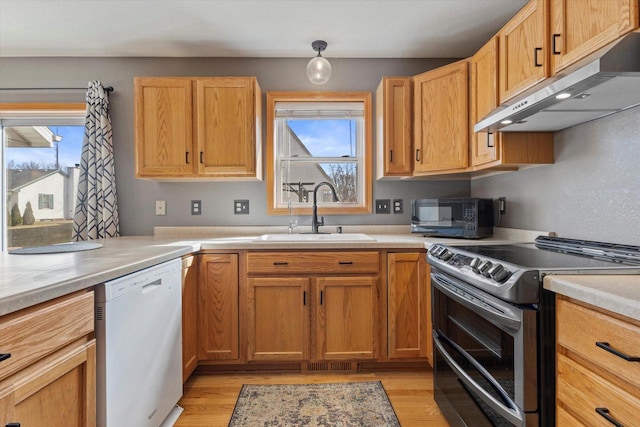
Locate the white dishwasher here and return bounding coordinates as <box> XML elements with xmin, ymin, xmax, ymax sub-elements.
<box><xmin>95</xmin><ymin>258</ymin><xmax>183</xmax><ymax>427</ymax></box>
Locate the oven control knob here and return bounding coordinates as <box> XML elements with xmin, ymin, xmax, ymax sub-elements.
<box><xmin>492</xmin><ymin>267</ymin><xmax>510</xmax><ymax>282</ymax></box>
<box><xmin>478</xmin><ymin>260</ymin><xmax>493</xmax><ymax>275</ymax></box>
<box><xmin>429</xmin><ymin>245</ymin><xmax>440</xmax><ymax>255</ymax></box>
<box><xmin>440</xmin><ymin>249</ymin><xmax>453</xmax><ymax>261</ymax></box>
<box><xmin>488</xmin><ymin>263</ymin><xmax>504</xmax><ymax>279</ymax></box>
<box><xmin>470</xmin><ymin>257</ymin><xmax>481</xmax><ymax>271</ymax></box>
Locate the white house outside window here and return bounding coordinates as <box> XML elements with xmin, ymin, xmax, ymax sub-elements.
<box><xmin>1</xmin><ymin>104</ymin><xmax>85</xmax><ymax>251</ymax></box>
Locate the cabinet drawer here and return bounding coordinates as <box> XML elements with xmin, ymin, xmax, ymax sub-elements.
<box><xmin>556</xmin><ymin>297</ymin><xmax>640</xmax><ymax>388</ymax></box>
<box><xmin>557</xmin><ymin>353</ymin><xmax>640</xmax><ymax>426</ymax></box>
<box><xmin>247</xmin><ymin>251</ymin><xmax>379</xmax><ymax>274</ymax></box>
<box><xmin>0</xmin><ymin>291</ymin><xmax>94</xmax><ymax>380</ymax></box>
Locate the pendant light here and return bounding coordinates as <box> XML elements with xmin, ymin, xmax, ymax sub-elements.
<box><xmin>306</xmin><ymin>40</ymin><xmax>332</xmax><ymax>85</ymax></box>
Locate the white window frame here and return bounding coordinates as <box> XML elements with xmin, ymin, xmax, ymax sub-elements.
<box><xmin>1</xmin><ymin>103</ymin><xmax>85</xmax><ymax>251</ymax></box>
<box><xmin>266</xmin><ymin>92</ymin><xmax>372</xmax><ymax>216</ymax></box>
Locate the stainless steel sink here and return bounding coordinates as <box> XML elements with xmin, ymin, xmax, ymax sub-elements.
<box><xmin>254</xmin><ymin>233</ymin><xmax>376</xmax><ymax>242</ymax></box>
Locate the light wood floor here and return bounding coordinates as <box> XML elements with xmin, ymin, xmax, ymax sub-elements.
<box><xmin>175</xmin><ymin>370</ymin><xmax>450</xmax><ymax>426</ymax></box>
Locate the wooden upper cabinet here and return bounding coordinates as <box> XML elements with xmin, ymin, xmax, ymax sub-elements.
<box><xmin>135</xmin><ymin>78</ymin><xmax>194</xmax><ymax>177</ymax></box>
<box><xmin>134</xmin><ymin>76</ymin><xmax>262</xmax><ymax>180</ymax></box>
<box><xmin>499</xmin><ymin>0</ymin><xmax>549</xmax><ymax>103</ymax></box>
<box><xmin>470</xmin><ymin>37</ymin><xmax>500</xmax><ymax>166</ymax></box>
<box><xmin>376</xmin><ymin>77</ymin><xmax>413</xmax><ymax>179</ymax></box>
<box><xmin>413</xmin><ymin>59</ymin><xmax>469</xmax><ymax>174</ymax></box>
<box><xmin>196</xmin><ymin>77</ymin><xmax>262</xmax><ymax>178</ymax></box>
<box><xmin>550</xmin><ymin>0</ymin><xmax>639</xmax><ymax>74</ymax></box>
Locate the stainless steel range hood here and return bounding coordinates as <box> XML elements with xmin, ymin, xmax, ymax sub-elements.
<box><xmin>475</xmin><ymin>32</ymin><xmax>640</xmax><ymax>133</ymax></box>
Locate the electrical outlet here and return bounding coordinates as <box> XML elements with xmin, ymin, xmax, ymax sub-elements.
<box><xmin>234</xmin><ymin>200</ymin><xmax>249</xmax><ymax>215</ymax></box>
<box><xmin>498</xmin><ymin>197</ymin><xmax>506</xmax><ymax>215</ymax></box>
<box><xmin>155</xmin><ymin>200</ymin><xmax>166</xmax><ymax>216</ymax></box>
<box><xmin>393</xmin><ymin>199</ymin><xmax>403</xmax><ymax>214</ymax></box>
<box><xmin>375</xmin><ymin>199</ymin><xmax>391</xmax><ymax>214</ymax></box>
<box><xmin>191</xmin><ymin>200</ymin><xmax>202</xmax><ymax>215</ymax></box>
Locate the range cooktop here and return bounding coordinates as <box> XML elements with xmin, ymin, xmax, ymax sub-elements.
<box><xmin>427</xmin><ymin>236</ymin><xmax>640</xmax><ymax>304</ymax></box>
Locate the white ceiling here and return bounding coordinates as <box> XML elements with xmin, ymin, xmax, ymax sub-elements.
<box><xmin>0</xmin><ymin>0</ymin><xmax>528</xmax><ymax>58</ymax></box>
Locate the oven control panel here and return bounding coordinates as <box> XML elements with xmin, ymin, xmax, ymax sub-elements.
<box><xmin>428</xmin><ymin>244</ymin><xmax>512</xmax><ymax>283</ymax></box>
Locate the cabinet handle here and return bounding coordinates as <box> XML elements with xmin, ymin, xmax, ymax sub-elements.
<box><xmin>0</xmin><ymin>353</ymin><xmax>11</xmax><ymax>362</ymax></box>
<box><xmin>6</xmin><ymin>423</ymin><xmax>21</xmax><ymax>427</ymax></box>
<box><xmin>596</xmin><ymin>341</ymin><xmax>640</xmax><ymax>362</ymax></box>
<box><xmin>534</xmin><ymin>47</ymin><xmax>543</xmax><ymax>67</ymax></box>
<box><xmin>552</xmin><ymin>34</ymin><xmax>561</xmax><ymax>55</ymax></box>
<box><xmin>185</xmin><ymin>152</ymin><xmax>190</xmax><ymax>164</ymax></box>
<box><xmin>338</xmin><ymin>261</ymin><xmax>353</xmax><ymax>265</ymax></box>
<box><xmin>320</xmin><ymin>290</ymin><xmax>324</xmax><ymax>305</ymax></box>
<box><xmin>389</xmin><ymin>149</ymin><xmax>393</xmax><ymax>163</ymax></box>
<box><xmin>415</xmin><ymin>148</ymin><xmax>421</xmax><ymax>162</ymax></box>
<box><xmin>273</xmin><ymin>262</ymin><xmax>288</xmax><ymax>266</ymax></box>
<box><xmin>487</xmin><ymin>132</ymin><xmax>494</xmax><ymax>148</ymax></box>
<box><xmin>199</xmin><ymin>151</ymin><xmax>204</xmax><ymax>164</ymax></box>
<box><xmin>303</xmin><ymin>291</ymin><xmax>307</xmax><ymax>306</ymax></box>
<box><xmin>595</xmin><ymin>408</ymin><xmax>623</xmax><ymax>427</ymax></box>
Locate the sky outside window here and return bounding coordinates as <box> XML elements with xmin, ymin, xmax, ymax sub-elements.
<box><xmin>287</xmin><ymin>119</ymin><xmax>356</xmax><ymax>157</ymax></box>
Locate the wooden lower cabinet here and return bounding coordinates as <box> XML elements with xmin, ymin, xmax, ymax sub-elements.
<box><xmin>245</xmin><ymin>250</ymin><xmax>381</xmax><ymax>364</ymax></box>
<box><xmin>316</xmin><ymin>276</ymin><xmax>378</xmax><ymax>360</ymax></box>
<box><xmin>247</xmin><ymin>277</ymin><xmax>310</xmax><ymax>361</ymax></box>
<box><xmin>0</xmin><ymin>290</ymin><xmax>96</xmax><ymax>427</ymax></box>
<box><xmin>387</xmin><ymin>252</ymin><xmax>431</xmax><ymax>364</ymax></box>
<box><xmin>181</xmin><ymin>255</ymin><xmax>198</xmax><ymax>381</ymax></box>
<box><xmin>556</xmin><ymin>295</ymin><xmax>640</xmax><ymax>426</ymax></box>
<box><xmin>198</xmin><ymin>253</ymin><xmax>239</xmax><ymax>361</ymax></box>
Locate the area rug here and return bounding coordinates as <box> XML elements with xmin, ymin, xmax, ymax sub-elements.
<box><xmin>228</xmin><ymin>381</ymin><xmax>400</xmax><ymax>426</ymax></box>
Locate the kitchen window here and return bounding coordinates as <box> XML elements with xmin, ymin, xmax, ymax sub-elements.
<box><xmin>266</xmin><ymin>92</ymin><xmax>372</xmax><ymax>215</ymax></box>
<box><xmin>1</xmin><ymin>103</ymin><xmax>85</xmax><ymax>251</ymax></box>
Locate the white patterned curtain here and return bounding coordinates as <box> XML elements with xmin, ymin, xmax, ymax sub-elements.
<box><xmin>72</xmin><ymin>81</ymin><xmax>120</xmax><ymax>241</ymax></box>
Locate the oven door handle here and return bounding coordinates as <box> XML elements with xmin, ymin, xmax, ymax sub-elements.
<box><xmin>434</xmin><ymin>331</ymin><xmax>526</xmax><ymax>426</ymax></box>
<box><xmin>431</xmin><ymin>272</ymin><xmax>521</xmax><ymax>331</ymax></box>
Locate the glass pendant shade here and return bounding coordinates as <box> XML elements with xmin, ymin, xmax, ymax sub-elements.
<box><xmin>306</xmin><ymin>56</ymin><xmax>332</xmax><ymax>85</ymax></box>
<box><xmin>306</xmin><ymin>40</ymin><xmax>332</xmax><ymax>85</ymax></box>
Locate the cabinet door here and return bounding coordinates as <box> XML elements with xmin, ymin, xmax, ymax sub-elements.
<box><xmin>470</xmin><ymin>37</ymin><xmax>500</xmax><ymax>167</ymax></box>
<box><xmin>316</xmin><ymin>276</ymin><xmax>378</xmax><ymax>360</ymax></box>
<box><xmin>550</xmin><ymin>0</ymin><xmax>639</xmax><ymax>74</ymax></box>
<box><xmin>413</xmin><ymin>59</ymin><xmax>469</xmax><ymax>174</ymax></box>
<box><xmin>499</xmin><ymin>0</ymin><xmax>549</xmax><ymax>103</ymax></box>
<box><xmin>2</xmin><ymin>340</ymin><xmax>96</xmax><ymax>427</ymax></box>
<box><xmin>181</xmin><ymin>255</ymin><xmax>198</xmax><ymax>381</ymax></box>
<box><xmin>246</xmin><ymin>277</ymin><xmax>310</xmax><ymax>361</ymax></box>
<box><xmin>376</xmin><ymin>77</ymin><xmax>413</xmax><ymax>178</ymax></box>
<box><xmin>387</xmin><ymin>253</ymin><xmax>431</xmax><ymax>363</ymax></box>
<box><xmin>134</xmin><ymin>77</ymin><xmax>194</xmax><ymax>177</ymax></box>
<box><xmin>198</xmin><ymin>254</ymin><xmax>239</xmax><ymax>360</ymax></box>
<box><xmin>196</xmin><ymin>77</ymin><xmax>259</xmax><ymax>178</ymax></box>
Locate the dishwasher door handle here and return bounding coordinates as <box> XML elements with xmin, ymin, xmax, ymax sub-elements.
<box><xmin>141</xmin><ymin>279</ymin><xmax>162</xmax><ymax>294</ymax></box>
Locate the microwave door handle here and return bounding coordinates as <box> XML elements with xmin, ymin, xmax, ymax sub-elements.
<box><xmin>433</xmin><ymin>332</ymin><xmax>526</xmax><ymax>427</ymax></box>
<box><xmin>431</xmin><ymin>273</ymin><xmax>521</xmax><ymax>331</ymax></box>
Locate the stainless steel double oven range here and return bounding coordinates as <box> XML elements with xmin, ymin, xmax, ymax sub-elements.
<box><xmin>427</xmin><ymin>236</ymin><xmax>640</xmax><ymax>427</ymax></box>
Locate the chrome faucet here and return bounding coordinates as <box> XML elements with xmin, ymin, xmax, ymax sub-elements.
<box><xmin>311</xmin><ymin>181</ymin><xmax>339</xmax><ymax>234</ymax></box>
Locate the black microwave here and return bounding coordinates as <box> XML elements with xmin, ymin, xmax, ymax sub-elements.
<box><xmin>411</xmin><ymin>198</ymin><xmax>493</xmax><ymax>238</ymax></box>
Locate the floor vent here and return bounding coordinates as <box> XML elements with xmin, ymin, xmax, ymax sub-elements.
<box><xmin>304</xmin><ymin>361</ymin><xmax>358</xmax><ymax>372</ymax></box>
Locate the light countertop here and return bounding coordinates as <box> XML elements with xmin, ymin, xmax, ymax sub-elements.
<box><xmin>0</xmin><ymin>226</ymin><xmax>545</xmax><ymax>316</ymax></box>
<box><xmin>544</xmin><ymin>275</ymin><xmax>640</xmax><ymax>322</ymax></box>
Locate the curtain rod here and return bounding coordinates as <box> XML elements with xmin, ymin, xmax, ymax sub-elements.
<box><xmin>0</xmin><ymin>86</ymin><xmax>114</xmax><ymax>93</ymax></box>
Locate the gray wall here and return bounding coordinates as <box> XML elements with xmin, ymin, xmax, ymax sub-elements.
<box><xmin>0</xmin><ymin>57</ymin><xmax>470</xmax><ymax>235</ymax></box>
<box><xmin>471</xmin><ymin>106</ymin><xmax>640</xmax><ymax>246</ymax></box>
